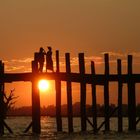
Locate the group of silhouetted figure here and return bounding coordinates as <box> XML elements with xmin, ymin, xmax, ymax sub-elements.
<box><xmin>35</xmin><ymin>47</ymin><xmax>54</xmax><ymax>73</ymax></box>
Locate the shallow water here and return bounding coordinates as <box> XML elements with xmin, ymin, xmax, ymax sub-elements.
<box><xmin>1</xmin><ymin>117</ymin><xmax>140</xmax><ymax>140</ymax></box>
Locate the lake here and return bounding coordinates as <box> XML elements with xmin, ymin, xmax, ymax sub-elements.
<box><xmin>1</xmin><ymin>116</ymin><xmax>140</xmax><ymax>140</ymax></box>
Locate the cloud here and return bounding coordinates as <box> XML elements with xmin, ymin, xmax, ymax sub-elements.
<box><xmin>3</xmin><ymin>52</ymin><xmax>140</xmax><ymax>73</ymax></box>
<box><xmin>130</xmin><ymin>52</ymin><xmax>140</xmax><ymax>58</ymax></box>
<box><xmin>101</xmin><ymin>52</ymin><xmax>126</xmax><ymax>58</ymax></box>
<box><xmin>11</xmin><ymin>58</ymin><xmax>33</xmax><ymax>63</ymax></box>
<box><xmin>5</xmin><ymin>66</ymin><xmax>25</xmax><ymax>72</ymax></box>
<box><xmin>101</xmin><ymin>51</ymin><xmax>140</xmax><ymax>58</ymax></box>
<box><xmin>100</xmin><ymin>51</ymin><xmax>140</xmax><ymax>65</ymax></box>
<box><xmin>71</xmin><ymin>57</ymin><xmax>78</xmax><ymax>66</ymax></box>
<box><xmin>4</xmin><ymin>57</ymin><xmax>33</xmax><ymax>73</ymax></box>
<box><xmin>85</xmin><ymin>56</ymin><xmax>103</xmax><ymax>65</ymax></box>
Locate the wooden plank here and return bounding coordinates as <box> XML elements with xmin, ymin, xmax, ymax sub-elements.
<box><xmin>104</xmin><ymin>53</ymin><xmax>110</xmax><ymax>131</ymax></box>
<box><xmin>55</xmin><ymin>50</ymin><xmax>62</xmax><ymax>131</ymax></box>
<box><xmin>79</xmin><ymin>53</ymin><xmax>87</xmax><ymax>131</ymax></box>
<box><xmin>24</xmin><ymin>122</ymin><xmax>32</xmax><ymax>133</ymax></box>
<box><xmin>127</xmin><ymin>55</ymin><xmax>136</xmax><ymax>131</ymax></box>
<box><xmin>91</xmin><ymin>61</ymin><xmax>97</xmax><ymax>133</ymax></box>
<box><xmin>3</xmin><ymin>121</ymin><xmax>13</xmax><ymax>134</ymax></box>
<box><xmin>117</xmin><ymin>59</ymin><xmax>123</xmax><ymax>132</ymax></box>
<box><xmin>2</xmin><ymin>72</ymin><xmax>140</xmax><ymax>84</ymax></box>
<box><xmin>65</xmin><ymin>53</ymin><xmax>73</xmax><ymax>133</ymax></box>
<box><xmin>0</xmin><ymin>61</ymin><xmax>4</xmax><ymax>135</ymax></box>
<box><xmin>97</xmin><ymin>106</ymin><xmax>119</xmax><ymax>132</ymax></box>
<box><xmin>32</xmin><ymin>61</ymin><xmax>41</xmax><ymax>134</ymax></box>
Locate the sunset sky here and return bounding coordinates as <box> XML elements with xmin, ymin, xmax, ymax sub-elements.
<box><xmin>0</xmin><ymin>0</ymin><xmax>140</xmax><ymax>107</ymax></box>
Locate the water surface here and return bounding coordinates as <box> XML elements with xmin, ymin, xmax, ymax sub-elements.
<box><xmin>1</xmin><ymin>117</ymin><xmax>140</xmax><ymax>140</ymax></box>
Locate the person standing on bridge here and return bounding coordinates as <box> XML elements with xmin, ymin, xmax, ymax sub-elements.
<box><xmin>38</xmin><ymin>47</ymin><xmax>46</xmax><ymax>72</ymax></box>
<box><xmin>46</xmin><ymin>46</ymin><xmax>54</xmax><ymax>72</ymax></box>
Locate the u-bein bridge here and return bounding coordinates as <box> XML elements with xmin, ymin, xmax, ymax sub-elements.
<box><xmin>0</xmin><ymin>50</ymin><xmax>140</xmax><ymax>134</ymax></box>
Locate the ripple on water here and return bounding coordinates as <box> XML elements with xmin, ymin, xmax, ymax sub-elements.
<box><xmin>1</xmin><ymin>116</ymin><xmax>140</xmax><ymax>140</ymax></box>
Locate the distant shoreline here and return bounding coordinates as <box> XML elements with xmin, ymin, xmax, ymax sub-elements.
<box><xmin>7</xmin><ymin>102</ymin><xmax>140</xmax><ymax>117</ymax></box>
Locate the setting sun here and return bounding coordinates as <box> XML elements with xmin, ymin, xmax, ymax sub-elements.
<box><xmin>38</xmin><ymin>80</ymin><xmax>49</xmax><ymax>92</ymax></box>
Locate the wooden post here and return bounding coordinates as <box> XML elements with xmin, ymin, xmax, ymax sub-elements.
<box><xmin>65</xmin><ymin>53</ymin><xmax>73</xmax><ymax>132</ymax></box>
<box><xmin>104</xmin><ymin>53</ymin><xmax>110</xmax><ymax>131</ymax></box>
<box><xmin>117</xmin><ymin>59</ymin><xmax>123</xmax><ymax>132</ymax></box>
<box><xmin>55</xmin><ymin>50</ymin><xmax>62</xmax><ymax>131</ymax></box>
<box><xmin>79</xmin><ymin>53</ymin><xmax>87</xmax><ymax>131</ymax></box>
<box><xmin>127</xmin><ymin>55</ymin><xmax>136</xmax><ymax>131</ymax></box>
<box><xmin>56</xmin><ymin>50</ymin><xmax>60</xmax><ymax>73</ymax></box>
<box><xmin>0</xmin><ymin>61</ymin><xmax>4</xmax><ymax>135</ymax></box>
<box><xmin>32</xmin><ymin>60</ymin><xmax>41</xmax><ymax>134</ymax></box>
<box><xmin>91</xmin><ymin>61</ymin><xmax>97</xmax><ymax>133</ymax></box>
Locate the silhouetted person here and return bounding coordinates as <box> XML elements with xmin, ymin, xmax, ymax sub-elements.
<box><xmin>38</xmin><ymin>47</ymin><xmax>46</xmax><ymax>72</ymax></box>
<box><xmin>46</xmin><ymin>47</ymin><xmax>54</xmax><ymax>72</ymax></box>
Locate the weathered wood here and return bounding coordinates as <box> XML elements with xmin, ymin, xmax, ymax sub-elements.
<box><xmin>91</xmin><ymin>61</ymin><xmax>97</xmax><ymax>133</ymax></box>
<box><xmin>56</xmin><ymin>50</ymin><xmax>60</xmax><ymax>73</ymax></box>
<box><xmin>117</xmin><ymin>59</ymin><xmax>123</xmax><ymax>132</ymax></box>
<box><xmin>0</xmin><ymin>61</ymin><xmax>4</xmax><ymax>135</ymax></box>
<box><xmin>104</xmin><ymin>53</ymin><xmax>110</xmax><ymax>131</ymax></box>
<box><xmin>86</xmin><ymin>117</ymin><xmax>94</xmax><ymax>128</ymax></box>
<box><xmin>24</xmin><ymin>122</ymin><xmax>32</xmax><ymax>133</ymax></box>
<box><xmin>34</xmin><ymin>52</ymin><xmax>39</xmax><ymax>62</ymax></box>
<box><xmin>127</xmin><ymin>55</ymin><xmax>136</xmax><ymax>131</ymax></box>
<box><xmin>136</xmin><ymin>117</ymin><xmax>140</xmax><ymax>125</ymax></box>
<box><xmin>55</xmin><ymin>50</ymin><xmax>62</xmax><ymax>131</ymax></box>
<box><xmin>2</xmin><ymin>72</ymin><xmax>140</xmax><ymax>84</ymax></box>
<box><xmin>65</xmin><ymin>53</ymin><xmax>73</xmax><ymax>132</ymax></box>
<box><xmin>97</xmin><ymin>106</ymin><xmax>119</xmax><ymax>132</ymax></box>
<box><xmin>0</xmin><ymin>52</ymin><xmax>140</xmax><ymax>134</ymax></box>
<box><xmin>32</xmin><ymin>61</ymin><xmax>41</xmax><ymax>134</ymax></box>
<box><xmin>3</xmin><ymin>121</ymin><xmax>13</xmax><ymax>134</ymax></box>
<box><xmin>79</xmin><ymin>53</ymin><xmax>87</xmax><ymax>131</ymax></box>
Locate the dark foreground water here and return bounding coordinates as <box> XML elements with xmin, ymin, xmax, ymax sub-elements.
<box><xmin>1</xmin><ymin>117</ymin><xmax>140</xmax><ymax>140</ymax></box>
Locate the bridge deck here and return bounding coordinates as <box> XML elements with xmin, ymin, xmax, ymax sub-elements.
<box><xmin>1</xmin><ymin>72</ymin><xmax>140</xmax><ymax>84</ymax></box>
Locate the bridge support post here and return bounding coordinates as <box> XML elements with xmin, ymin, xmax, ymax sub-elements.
<box><xmin>127</xmin><ymin>55</ymin><xmax>136</xmax><ymax>131</ymax></box>
<box><xmin>32</xmin><ymin>60</ymin><xmax>41</xmax><ymax>134</ymax></box>
<box><xmin>104</xmin><ymin>54</ymin><xmax>110</xmax><ymax>131</ymax></box>
<box><xmin>55</xmin><ymin>50</ymin><xmax>62</xmax><ymax>131</ymax></box>
<box><xmin>0</xmin><ymin>61</ymin><xmax>4</xmax><ymax>135</ymax></box>
<box><xmin>117</xmin><ymin>59</ymin><xmax>123</xmax><ymax>132</ymax></box>
<box><xmin>91</xmin><ymin>61</ymin><xmax>97</xmax><ymax>133</ymax></box>
<box><xmin>79</xmin><ymin>53</ymin><xmax>87</xmax><ymax>131</ymax></box>
<box><xmin>65</xmin><ymin>53</ymin><xmax>73</xmax><ymax>133</ymax></box>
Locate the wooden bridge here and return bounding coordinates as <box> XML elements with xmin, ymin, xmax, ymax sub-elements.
<box><xmin>0</xmin><ymin>50</ymin><xmax>140</xmax><ymax>134</ymax></box>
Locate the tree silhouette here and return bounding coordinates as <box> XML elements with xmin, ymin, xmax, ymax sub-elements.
<box><xmin>3</xmin><ymin>89</ymin><xmax>18</xmax><ymax>119</ymax></box>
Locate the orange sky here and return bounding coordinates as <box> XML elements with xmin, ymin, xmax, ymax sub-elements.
<box><xmin>1</xmin><ymin>0</ymin><xmax>140</xmax><ymax>107</ymax></box>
